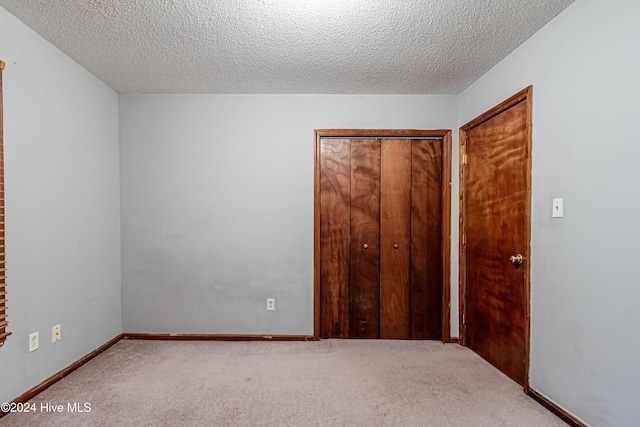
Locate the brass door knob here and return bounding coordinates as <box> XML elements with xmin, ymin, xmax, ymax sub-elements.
<box><xmin>363</xmin><ymin>243</ymin><xmax>369</xmax><ymax>249</ymax></box>
<box><xmin>393</xmin><ymin>244</ymin><xmax>399</xmax><ymax>250</ymax></box>
<box><xmin>509</xmin><ymin>254</ymin><xmax>524</xmax><ymax>265</ymax></box>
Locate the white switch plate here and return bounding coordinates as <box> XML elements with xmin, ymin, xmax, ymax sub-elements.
<box><xmin>552</xmin><ymin>198</ymin><xmax>564</xmax><ymax>218</ymax></box>
<box><xmin>266</xmin><ymin>298</ymin><xmax>275</xmax><ymax>311</ymax></box>
<box><xmin>29</xmin><ymin>332</ymin><xmax>39</xmax><ymax>352</ymax></box>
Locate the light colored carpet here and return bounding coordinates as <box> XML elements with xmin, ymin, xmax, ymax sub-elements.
<box><xmin>1</xmin><ymin>340</ymin><xmax>566</xmax><ymax>426</ymax></box>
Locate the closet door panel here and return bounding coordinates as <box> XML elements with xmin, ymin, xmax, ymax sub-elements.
<box><xmin>349</xmin><ymin>140</ymin><xmax>381</xmax><ymax>338</ymax></box>
<box><xmin>320</xmin><ymin>139</ymin><xmax>351</xmax><ymax>338</ymax></box>
<box><xmin>380</xmin><ymin>139</ymin><xmax>412</xmax><ymax>339</ymax></box>
<box><xmin>410</xmin><ymin>140</ymin><xmax>443</xmax><ymax>339</ymax></box>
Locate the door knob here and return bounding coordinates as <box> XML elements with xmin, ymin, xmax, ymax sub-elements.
<box><xmin>393</xmin><ymin>244</ymin><xmax>399</xmax><ymax>250</ymax></box>
<box><xmin>363</xmin><ymin>243</ymin><xmax>369</xmax><ymax>249</ymax></box>
<box><xmin>509</xmin><ymin>254</ymin><xmax>524</xmax><ymax>265</ymax></box>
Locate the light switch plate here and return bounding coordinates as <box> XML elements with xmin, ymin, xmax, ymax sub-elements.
<box><xmin>552</xmin><ymin>198</ymin><xmax>564</xmax><ymax>218</ymax></box>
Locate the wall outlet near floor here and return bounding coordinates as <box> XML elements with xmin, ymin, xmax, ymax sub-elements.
<box><xmin>29</xmin><ymin>332</ymin><xmax>39</xmax><ymax>352</ymax></box>
<box><xmin>52</xmin><ymin>324</ymin><xmax>61</xmax><ymax>343</ymax></box>
<box><xmin>267</xmin><ymin>298</ymin><xmax>275</xmax><ymax>311</ymax></box>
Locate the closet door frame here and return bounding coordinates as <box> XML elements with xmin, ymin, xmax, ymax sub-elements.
<box><xmin>314</xmin><ymin>129</ymin><xmax>452</xmax><ymax>342</ymax></box>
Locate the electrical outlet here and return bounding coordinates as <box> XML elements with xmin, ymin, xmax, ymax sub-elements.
<box><xmin>52</xmin><ymin>324</ymin><xmax>61</xmax><ymax>343</ymax></box>
<box><xmin>29</xmin><ymin>332</ymin><xmax>39</xmax><ymax>352</ymax></box>
<box><xmin>266</xmin><ymin>298</ymin><xmax>275</xmax><ymax>311</ymax></box>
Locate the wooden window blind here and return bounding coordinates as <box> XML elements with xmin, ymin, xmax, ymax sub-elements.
<box><xmin>0</xmin><ymin>59</ymin><xmax>9</xmax><ymax>346</ymax></box>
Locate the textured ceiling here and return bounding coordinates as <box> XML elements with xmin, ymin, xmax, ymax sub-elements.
<box><xmin>0</xmin><ymin>0</ymin><xmax>573</xmax><ymax>94</ymax></box>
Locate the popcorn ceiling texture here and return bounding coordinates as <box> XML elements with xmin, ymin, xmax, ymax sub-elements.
<box><xmin>0</xmin><ymin>0</ymin><xmax>573</xmax><ymax>94</ymax></box>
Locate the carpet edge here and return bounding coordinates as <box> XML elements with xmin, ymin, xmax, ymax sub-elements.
<box><xmin>528</xmin><ymin>388</ymin><xmax>589</xmax><ymax>427</ymax></box>
<box><xmin>0</xmin><ymin>333</ymin><xmax>123</xmax><ymax>419</ymax></box>
<box><xmin>122</xmin><ymin>333</ymin><xmax>313</xmax><ymax>341</ymax></box>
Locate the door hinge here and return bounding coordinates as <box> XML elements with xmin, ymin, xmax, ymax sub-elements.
<box><xmin>462</xmin><ymin>233</ymin><xmax>466</xmax><ymax>245</ymax></box>
<box><xmin>462</xmin><ymin>313</ymin><xmax>466</xmax><ymax>324</ymax></box>
<box><xmin>462</xmin><ymin>154</ymin><xmax>468</xmax><ymax>165</ymax></box>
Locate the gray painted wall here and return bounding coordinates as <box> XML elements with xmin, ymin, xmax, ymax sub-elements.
<box><xmin>0</xmin><ymin>7</ymin><xmax>121</xmax><ymax>404</ymax></box>
<box><xmin>4</xmin><ymin>1</ymin><xmax>636</xmax><ymax>424</ymax></box>
<box><xmin>119</xmin><ymin>94</ymin><xmax>458</xmax><ymax>335</ymax></box>
<box><xmin>458</xmin><ymin>0</ymin><xmax>640</xmax><ymax>425</ymax></box>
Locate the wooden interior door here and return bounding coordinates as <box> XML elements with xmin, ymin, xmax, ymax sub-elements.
<box><xmin>319</xmin><ymin>138</ymin><xmax>351</xmax><ymax>338</ymax></box>
<box><xmin>379</xmin><ymin>139</ymin><xmax>411</xmax><ymax>339</ymax></box>
<box><xmin>410</xmin><ymin>140</ymin><xmax>443</xmax><ymax>339</ymax></box>
<box><xmin>379</xmin><ymin>139</ymin><xmax>443</xmax><ymax>340</ymax></box>
<box><xmin>460</xmin><ymin>88</ymin><xmax>532</xmax><ymax>387</ymax></box>
<box><xmin>349</xmin><ymin>140</ymin><xmax>381</xmax><ymax>338</ymax></box>
<box><xmin>318</xmin><ymin>131</ymin><xmax>449</xmax><ymax>340</ymax></box>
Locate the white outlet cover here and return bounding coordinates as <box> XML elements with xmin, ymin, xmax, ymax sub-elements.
<box><xmin>29</xmin><ymin>332</ymin><xmax>39</xmax><ymax>352</ymax></box>
<box><xmin>52</xmin><ymin>324</ymin><xmax>61</xmax><ymax>343</ymax></box>
<box><xmin>267</xmin><ymin>298</ymin><xmax>275</xmax><ymax>311</ymax></box>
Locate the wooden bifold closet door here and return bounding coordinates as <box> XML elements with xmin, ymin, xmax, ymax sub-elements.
<box><xmin>320</xmin><ymin>138</ymin><xmax>442</xmax><ymax>339</ymax></box>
